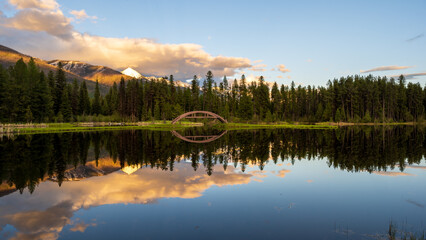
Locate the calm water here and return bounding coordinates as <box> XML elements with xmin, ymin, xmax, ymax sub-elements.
<box><xmin>0</xmin><ymin>127</ymin><xmax>425</xmax><ymax>239</ymax></box>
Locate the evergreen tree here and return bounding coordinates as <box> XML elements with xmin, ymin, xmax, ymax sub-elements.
<box><xmin>191</xmin><ymin>75</ymin><xmax>199</xmax><ymax>110</ymax></box>
<box><xmin>154</xmin><ymin>101</ymin><xmax>160</xmax><ymax>120</ymax></box>
<box><xmin>79</xmin><ymin>81</ymin><xmax>90</xmax><ymax>115</ymax></box>
<box><xmin>118</xmin><ymin>77</ymin><xmax>126</xmax><ymax>116</ymax></box>
<box><xmin>60</xmin><ymin>86</ymin><xmax>72</xmax><ymax>122</ymax></box>
<box><xmin>32</xmin><ymin>71</ymin><xmax>53</xmax><ymax>122</ymax></box>
<box><xmin>54</xmin><ymin>62</ymin><xmax>66</xmax><ymax>114</ymax></box>
<box><xmin>71</xmin><ymin>79</ymin><xmax>79</xmax><ymax>117</ymax></box>
<box><xmin>92</xmin><ymin>80</ymin><xmax>101</xmax><ymax>115</ymax></box>
<box><xmin>25</xmin><ymin>106</ymin><xmax>33</xmax><ymax>123</ymax></box>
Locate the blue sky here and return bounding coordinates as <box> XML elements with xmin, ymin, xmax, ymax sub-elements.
<box><xmin>1</xmin><ymin>0</ymin><xmax>425</xmax><ymax>85</ymax></box>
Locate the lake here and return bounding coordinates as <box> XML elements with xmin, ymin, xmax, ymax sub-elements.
<box><xmin>0</xmin><ymin>127</ymin><xmax>425</xmax><ymax>239</ymax></box>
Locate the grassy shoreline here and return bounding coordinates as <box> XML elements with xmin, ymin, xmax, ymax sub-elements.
<box><xmin>1</xmin><ymin>121</ymin><xmax>424</xmax><ymax>135</ymax></box>
<box><xmin>0</xmin><ymin>121</ymin><xmax>202</xmax><ymax>135</ymax></box>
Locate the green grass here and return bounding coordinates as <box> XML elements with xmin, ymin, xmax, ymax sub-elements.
<box><xmin>222</xmin><ymin>122</ymin><xmax>338</xmax><ymax>130</ymax></box>
<box><xmin>4</xmin><ymin>120</ymin><xmax>422</xmax><ymax>135</ymax></box>
<box><xmin>1</xmin><ymin>121</ymin><xmax>201</xmax><ymax>135</ymax></box>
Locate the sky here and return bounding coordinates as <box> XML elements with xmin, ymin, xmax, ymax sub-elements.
<box><xmin>0</xmin><ymin>0</ymin><xmax>425</xmax><ymax>86</ymax></box>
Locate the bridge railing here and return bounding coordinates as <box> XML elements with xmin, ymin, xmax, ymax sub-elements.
<box><xmin>171</xmin><ymin>111</ymin><xmax>228</xmax><ymax>124</ymax></box>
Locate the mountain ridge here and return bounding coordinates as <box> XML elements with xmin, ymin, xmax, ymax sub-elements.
<box><xmin>0</xmin><ymin>44</ymin><xmax>109</xmax><ymax>94</ymax></box>
<box><xmin>48</xmin><ymin>59</ymin><xmax>134</xmax><ymax>85</ymax></box>
<box><xmin>0</xmin><ymin>44</ymin><xmax>190</xmax><ymax>90</ymax></box>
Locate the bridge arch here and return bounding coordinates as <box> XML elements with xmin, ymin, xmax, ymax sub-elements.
<box><xmin>171</xmin><ymin>130</ymin><xmax>228</xmax><ymax>144</ymax></box>
<box><xmin>171</xmin><ymin>111</ymin><xmax>228</xmax><ymax>124</ymax></box>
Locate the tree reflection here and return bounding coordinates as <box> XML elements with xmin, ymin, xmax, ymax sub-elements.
<box><xmin>0</xmin><ymin>126</ymin><xmax>424</xmax><ymax>194</ymax></box>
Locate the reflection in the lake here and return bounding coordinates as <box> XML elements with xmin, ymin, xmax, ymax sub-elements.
<box><xmin>170</xmin><ymin>130</ymin><xmax>228</xmax><ymax>143</ymax></box>
<box><xmin>0</xmin><ymin>127</ymin><xmax>425</xmax><ymax>239</ymax></box>
<box><xmin>1</xmin><ymin>127</ymin><xmax>424</xmax><ymax>193</ymax></box>
<box><xmin>0</xmin><ymin>162</ymin><xmax>253</xmax><ymax>239</ymax></box>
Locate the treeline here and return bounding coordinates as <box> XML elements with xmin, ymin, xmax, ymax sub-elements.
<box><xmin>1</xmin><ymin>127</ymin><xmax>424</xmax><ymax>193</ymax></box>
<box><xmin>0</xmin><ymin>58</ymin><xmax>92</xmax><ymax>122</ymax></box>
<box><xmin>1</xmin><ymin>58</ymin><xmax>425</xmax><ymax>123</ymax></box>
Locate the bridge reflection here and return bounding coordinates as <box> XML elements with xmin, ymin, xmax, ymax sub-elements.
<box><xmin>171</xmin><ymin>130</ymin><xmax>228</xmax><ymax>143</ymax></box>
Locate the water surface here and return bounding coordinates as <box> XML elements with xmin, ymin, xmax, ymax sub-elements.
<box><xmin>0</xmin><ymin>127</ymin><xmax>425</xmax><ymax>239</ymax></box>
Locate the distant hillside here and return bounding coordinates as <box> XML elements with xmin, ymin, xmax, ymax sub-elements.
<box><xmin>0</xmin><ymin>45</ymin><xmax>109</xmax><ymax>94</ymax></box>
<box><xmin>48</xmin><ymin>60</ymin><xmax>133</xmax><ymax>86</ymax></box>
<box><xmin>0</xmin><ymin>44</ymin><xmax>190</xmax><ymax>92</ymax></box>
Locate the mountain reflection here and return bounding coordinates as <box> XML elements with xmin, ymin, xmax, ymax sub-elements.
<box><xmin>0</xmin><ymin>127</ymin><xmax>425</xmax><ymax>195</ymax></box>
<box><xmin>0</xmin><ymin>127</ymin><xmax>425</xmax><ymax>239</ymax></box>
<box><xmin>0</xmin><ymin>162</ymin><xmax>251</xmax><ymax>240</ymax></box>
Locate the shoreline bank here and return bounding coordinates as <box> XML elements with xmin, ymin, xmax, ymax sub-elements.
<box><xmin>1</xmin><ymin>121</ymin><xmax>424</xmax><ymax>135</ymax></box>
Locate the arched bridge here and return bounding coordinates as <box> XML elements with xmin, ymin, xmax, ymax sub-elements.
<box><xmin>171</xmin><ymin>111</ymin><xmax>228</xmax><ymax>124</ymax></box>
<box><xmin>171</xmin><ymin>130</ymin><xmax>228</xmax><ymax>144</ymax></box>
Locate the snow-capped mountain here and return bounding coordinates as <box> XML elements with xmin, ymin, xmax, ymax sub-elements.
<box><xmin>121</xmin><ymin>67</ymin><xmax>142</xmax><ymax>79</ymax></box>
<box><xmin>49</xmin><ymin>60</ymin><xmax>132</xmax><ymax>85</ymax></box>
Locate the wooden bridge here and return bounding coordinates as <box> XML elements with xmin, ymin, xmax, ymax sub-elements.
<box><xmin>171</xmin><ymin>111</ymin><xmax>228</xmax><ymax>124</ymax></box>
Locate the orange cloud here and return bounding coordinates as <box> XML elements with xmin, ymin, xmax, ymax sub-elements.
<box><xmin>2</xmin><ymin>8</ymin><xmax>73</xmax><ymax>39</ymax></box>
<box><xmin>277</xmin><ymin>64</ymin><xmax>290</xmax><ymax>73</ymax></box>
<box><xmin>276</xmin><ymin>169</ymin><xmax>291</xmax><ymax>178</ymax></box>
<box><xmin>249</xmin><ymin>64</ymin><xmax>267</xmax><ymax>72</ymax></box>
<box><xmin>69</xmin><ymin>222</ymin><xmax>97</xmax><ymax>232</ymax></box>
<box><xmin>0</xmin><ymin>162</ymin><xmax>252</xmax><ymax>239</ymax></box>
<box><xmin>69</xmin><ymin>9</ymin><xmax>97</xmax><ymax>21</ymax></box>
<box><xmin>1</xmin><ymin>0</ymin><xmax>253</xmax><ymax>79</ymax></box>
<box><xmin>8</xmin><ymin>0</ymin><xmax>59</xmax><ymax>10</ymax></box>
<box><xmin>372</xmin><ymin>171</ymin><xmax>414</xmax><ymax>177</ymax></box>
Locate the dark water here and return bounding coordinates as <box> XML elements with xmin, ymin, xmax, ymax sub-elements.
<box><xmin>0</xmin><ymin>127</ymin><xmax>425</xmax><ymax>239</ymax></box>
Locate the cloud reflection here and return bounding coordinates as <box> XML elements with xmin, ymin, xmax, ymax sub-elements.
<box><xmin>0</xmin><ymin>160</ymin><xmax>252</xmax><ymax>239</ymax></box>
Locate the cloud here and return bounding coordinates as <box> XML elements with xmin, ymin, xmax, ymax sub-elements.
<box><xmin>69</xmin><ymin>222</ymin><xmax>97</xmax><ymax>232</ymax></box>
<box><xmin>277</xmin><ymin>64</ymin><xmax>290</xmax><ymax>73</ymax></box>
<box><xmin>389</xmin><ymin>72</ymin><xmax>426</xmax><ymax>79</ymax></box>
<box><xmin>69</xmin><ymin>9</ymin><xmax>97</xmax><ymax>21</ymax></box>
<box><xmin>2</xmin><ymin>0</ymin><xmax>73</xmax><ymax>39</ymax></box>
<box><xmin>0</xmin><ymin>160</ymin><xmax>252</xmax><ymax>239</ymax></box>
<box><xmin>1</xmin><ymin>200</ymin><xmax>74</xmax><ymax>240</ymax></box>
<box><xmin>8</xmin><ymin>0</ymin><xmax>59</xmax><ymax>10</ymax></box>
<box><xmin>1</xmin><ymin>9</ymin><xmax>73</xmax><ymax>39</ymax></box>
<box><xmin>360</xmin><ymin>65</ymin><xmax>413</xmax><ymax>73</ymax></box>
<box><xmin>372</xmin><ymin>171</ymin><xmax>414</xmax><ymax>177</ymax></box>
<box><xmin>249</xmin><ymin>64</ymin><xmax>267</xmax><ymax>72</ymax></box>
<box><xmin>276</xmin><ymin>169</ymin><xmax>291</xmax><ymax>178</ymax></box>
<box><xmin>406</xmin><ymin>33</ymin><xmax>424</xmax><ymax>42</ymax></box>
<box><xmin>306</xmin><ymin>59</ymin><xmax>312</xmax><ymax>62</ymax></box>
<box><xmin>0</xmin><ymin>0</ymin><xmax>253</xmax><ymax>79</ymax></box>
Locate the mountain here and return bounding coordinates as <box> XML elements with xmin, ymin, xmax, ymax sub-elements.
<box><xmin>0</xmin><ymin>45</ymin><xmax>109</xmax><ymax>94</ymax></box>
<box><xmin>122</xmin><ymin>67</ymin><xmax>142</xmax><ymax>79</ymax></box>
<box><xmin>48</xmin><ymin>60</ymin><xmax>133</xmax><ymax>85</ymax></box>
<box><xmin>0</xmin><ymin>44</ymin><xmax>190</xmax><ymax>91</ymax></box>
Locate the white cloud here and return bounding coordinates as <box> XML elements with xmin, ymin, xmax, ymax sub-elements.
<box><xmin>249</xmin><ymin>64</ymin><xmax>267</xmax><ymax>72</ymax></box>
<box><xmin>1</xmin><ymin>8</ymin><xmax>73</xmax><ymax>39</ymax></box>
<box><xmin>277</xmin><ymin>64</ymin><xmax>290</xmax><ymax>73</ymax></box>
<box><xmin>360</xmin><ymin>65</ymin><xmax>413</xmax><ymax>73</ymax></box>
<box><xmin>0</xmin><ymin>162</ymin><xmax>251</xmax><ymax>239</ymax></box>
<box><xmin>1</xmin><ymin>0</ymin><xmax>253</xmax><ymax>79</ymax></box>
<box><xmin>69</xmin><ymin>9</ymin><xmax>97</xmax><ymax>21</ymax></box>
<box><xmin>389</xmin><ymin>72</ymin><xmax>426</xmax><ymax>79</ymax></box>
<box><xmin>8</xmin><ymin>0</ymin><xmax>59</xmax><ymax>10</ymax></box>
